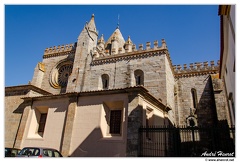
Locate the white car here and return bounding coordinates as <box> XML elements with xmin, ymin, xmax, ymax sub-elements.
<box><xmin>17</xmin><ymin>147</ymin><xmax>63</xmax><ymax>157</ymax></box>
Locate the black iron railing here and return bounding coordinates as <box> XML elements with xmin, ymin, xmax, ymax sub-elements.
<box><xmin>138</xmin><ymin>125</ymin><xmax>235</xmax><ymax>157</ymax></box>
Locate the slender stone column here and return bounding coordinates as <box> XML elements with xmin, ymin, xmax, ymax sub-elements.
<box><xmin>61</xmin><ymin>96</ymin><xmax>77</xmax><ymax>157</ymax></box>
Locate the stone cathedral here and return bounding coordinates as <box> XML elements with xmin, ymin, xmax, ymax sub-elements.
<box><xmin>5</xmin><ymin>14</ymin><xmax>231</xmax><ymax>157</ymax></box>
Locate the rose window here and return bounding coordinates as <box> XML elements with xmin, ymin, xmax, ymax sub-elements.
<box><xmin>49</xmin><ymin>63</ymin><xmax>73</xmax><ymax>88</ymax></box>
<box><xmin>57</xmin><ymin>64</ymin><xmax>73</xmax><ymax>87</ymax></box>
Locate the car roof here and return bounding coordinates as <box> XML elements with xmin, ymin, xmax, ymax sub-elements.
<box><xmin>22</xmin><ymin>147</ymin><xmax>59</xmax><ymax>150</ymax></box>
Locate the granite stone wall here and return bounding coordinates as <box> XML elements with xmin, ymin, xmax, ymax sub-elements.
<box><xmin>174</xmin><ymin>74</ymin><xmax>229</xmax><ymax>126</ymax></box>
<box><xmin>5</xmin><ymin>95</ymin><xmax>25</xmax><ymax>148</ymax></box>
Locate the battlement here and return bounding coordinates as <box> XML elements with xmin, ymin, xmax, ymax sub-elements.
<box><xmin>43</xmin><ymin>43</ymin><xmax>77</xmax><ymax>58</ymax></box>
<box><xmin>173</xmin><ymin>60</ymin><xmax>220</xmax><ymax>78</ymax></box>
<box><xmin>92</xmin><ymin>39</ymin><xmax>167</xmax><ymax>59</ymax></box>
<box><xmin>137</xmin><ymin>39</ymin><xmax>167</xmax><ymax>51</ymax></box>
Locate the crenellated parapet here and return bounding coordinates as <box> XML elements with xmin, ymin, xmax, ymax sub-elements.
<box><xmin>92</xmin><ymin>39</ymin><xmax>168</xmax><ymax>59</ymax></box>
<box><xmin>43</xmin><ymin>43</ymin><xmax>77</xmax><ymax>58</ymax></box>
<box><xmin>91</xmin><ymin>49</ymin><xmax>168</xmax><ymax>66</ymax></box>
<box><xmin>174</xmin><ymin>60</ymin><xmax>220</xmax><ymax>78</ymax></box>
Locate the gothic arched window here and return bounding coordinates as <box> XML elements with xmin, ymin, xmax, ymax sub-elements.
<box><xmin>191</xmin><ymin>88</ymin><xmax>198</xmax><ymax>109</ymax></box>
<box><xmin>101</xmin><ymin>74</ymin><xmax>109</xmax><ymax>90</ymax></box>
<box><xmin>134</xmin><ymin>69</ymin><xmax>144</xmax><ymax>86</ymax></box>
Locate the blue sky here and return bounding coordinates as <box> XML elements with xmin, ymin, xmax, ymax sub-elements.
<box><xmin>3</xmin><ymin>4</ymin><xmax>225</xmax><ymax>86</ymax></box>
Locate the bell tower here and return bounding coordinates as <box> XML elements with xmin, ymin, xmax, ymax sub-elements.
<box><xmin>66</xmin><ymin>14</ymin><xmax>98</xmax><ymax>92</ymax></box>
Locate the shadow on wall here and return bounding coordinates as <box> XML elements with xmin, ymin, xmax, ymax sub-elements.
<box><xmin>13</xmin><ymin>100</ymin><xmax>31</xmax><ymax>114</ymax></box>
<box><xmin>126</xmin><ymin>104</ymin><xmax>144</xmax><ymax>157</ymax></box>
<box><xmin>195</xmin><ymin>75</ymin><xmax>232</xmax><ymax>127</ymax></box>
<box><xmin>69</xmin><ymin>95</ymin><xmax>129</xmax><ymax>157</ymax></box>
<box><xmin>195</xmin><ymin>76</ymin><xmax>218</xmax><ymax>126</ymax></box>
<box><xmin>183</xmin><ymin>77</ymin><xmax>235</xmax><ymax>156</ymax></box>
<box><xmin>70</xmin><ymin>127</ymin><xmax>126</xmax><ymax>157</ymax></box>
<box><xmin>13</xmin><ymin>99</ymin><xmax>68</xmax><ymax>113</ymax></box>
<box><xmin>69</xmin><ymin>99</ymin><xmax>169</xmax><ymax>157</ymax></box>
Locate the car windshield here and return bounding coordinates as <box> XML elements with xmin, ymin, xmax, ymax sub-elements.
<box><xmin>19</xmin><ymin>148</ymin><xmax>40</xmax><ymax>156</ymax></box>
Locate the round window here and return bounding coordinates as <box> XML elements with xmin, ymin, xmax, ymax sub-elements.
<box><xmin>49</xmin><ymin>62</ymin><xmax>73</xmax><ymax>88</ymax></box>
<box><xmin>58</xmin><ymin>64</ymin><xmax>73</xmax><ymax>87</ymax></box>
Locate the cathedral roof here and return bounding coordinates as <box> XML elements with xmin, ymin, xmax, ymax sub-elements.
<box><xmin>5</xmin><ymin>84</ymin><xmax>52</xmax><ymax>96</ymax></box>
<box><xmin>105</xmin><ymin>28</ymin><xmax>126</xmax><ymax>49</ymax></box>
<box><xmin>21</xmin><ymin>86</ymin><xmax>171</xmax><ymax>112</ymax></box>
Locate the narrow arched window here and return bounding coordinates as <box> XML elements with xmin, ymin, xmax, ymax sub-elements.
<box><xmin>191</xmin><ymin>88</ymin><xmax>198</xmax><ymax>108</ymax></box>
<box><xmin>101</xmin><ymin>74</ymin><xmax>109</xmax><ymax>90</ymax></box>
<box><xmin>134</xmin><ymin>69</ymin><xmax>144</xmax><ymax>86</ymax></box>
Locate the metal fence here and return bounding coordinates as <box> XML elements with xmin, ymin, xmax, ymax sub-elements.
<box><xmin>138</xmin><ymin>125</ymin><xmax>235</xmax><ymax>157</ymax></box>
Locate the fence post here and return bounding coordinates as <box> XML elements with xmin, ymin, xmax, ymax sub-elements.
<box><xmin>138</xmin><ymin>126</ymin><xmax>142</xmax><ymax>157</ymax></box>
<box><xmin>173</xmin><ymin>126</ymin><xmax>180</xmax><ymax>156</ymax></box>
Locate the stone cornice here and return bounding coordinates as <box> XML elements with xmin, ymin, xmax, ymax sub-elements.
<box><xmin>174</xmin><ymin>61</ymin><xmax>220</xmax><ymax>78</ymax></box>
<box><xmin>91</xmin><ymin>49</ymin><xmax>168</xmax><ymax>66</ymax></box>
<box><xmin>43</xmin><ymin>50</ymin><xmax>75</xmax><ymax>59</ymax></box>
<box><xmin>21</xmin><ymin>86</ymin><xmax>170</xmax><ymax>112</ymax></box>
<box><xmin>43</xmin><ymin>43</ymin><xmax>76</xmax><ymax>59</ymax></box>
<box><xmin>174</xmin><ymin>69</ymin><xmax>219</xmax><ymax>78</ymax></box>
<box><xmin>5</xmin><ymin>84</ymin><xmax>52</xmax><ymax>96</ymax></box>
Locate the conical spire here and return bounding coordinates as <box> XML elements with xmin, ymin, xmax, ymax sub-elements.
<box><xmin>78</xmin><ymin>14</ymin><xmax>98</xmax><ymax>40</ymax></box>
<box><xmin>105</xmin><ymin>28</ymin><xmax>125</xmax><ymax>49</ymax></box>
<box><xmin>98</xmin><ymin>34</ymin><xmax>105</xmax><ymax>44</ymax></box>
<box><xmin>125</xmin><ymin>36</ymin><xmax>133</xmax><ymax>52</ymax></box>
<box><xmin>104</xmin><ymin>28</ymin><xmax>126</xmax><ymax>55</ymax></box>
<box><xmin>86</xmin><ymin>14</ymin><xmax>97</xmax><ymax>33</ymax></box>
<box><xmin>97</xmin><ymin>34</ymin><xmax>105</xmax><ymax>51</ymax></box>
<box><xmin>126</xmin><ymin>36</ymin><xmax>133</xmax><ymax>45</ymax></box>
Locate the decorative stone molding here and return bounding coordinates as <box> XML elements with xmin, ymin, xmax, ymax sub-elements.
<box><xmin>91</xmin><ymin>49</ymin><xmax>168</xmax><ymax>66</ymax></box>
<box><xmin>43</xmin><ymin>43</ymin><xmax>77</xmax><ymax>58</ymax></box>
<box><xmin>49</xmin><ymin>61</ymin><xmax>73</xmax><ymax>89</ymax></box>
<box><xmin>38</xmin><ymin>62</ymin><xmax>45</xmax><ymax>72</ymax></box>
<box><xmin>93</xmin><ymin>39</ymin><xmax>169</xmax><ymax>59</ymax></box>
<box><xmin>21</xmin><ymin>86</ymin><xmax>171</xmax><ymax>112</ymax></box>
<box><xmin>5</xmin><ymin>85</ymin><xmax>52</xmax><ymax>96</ymax></box>
<box><xmin>174</xmin><ymin>60</ymin><xmax>220</xmax><ymax>78</ymax></box>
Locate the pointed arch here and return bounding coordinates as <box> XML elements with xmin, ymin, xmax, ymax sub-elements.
<box><xmin>191</xmin><ymin>88</ymin><xmax>198</xmax><ymax>109</ymax></box>
<box><xmin>134</xmin><ymin>69</ymin><xmax>144</xmax><ymax>86</ymax></box>
<box><xmin>101</xmin><ymin>74</ymin><xmax>109</xmax><ymax>90</ymax></box>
